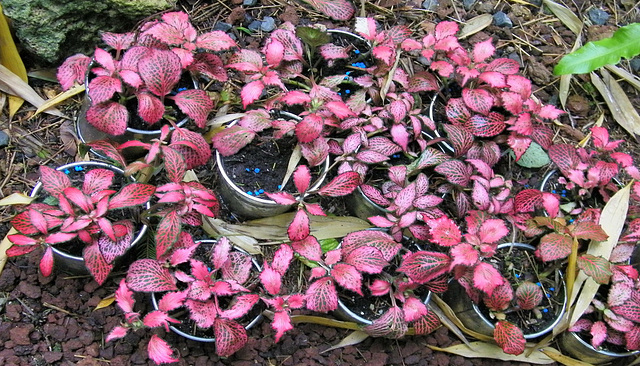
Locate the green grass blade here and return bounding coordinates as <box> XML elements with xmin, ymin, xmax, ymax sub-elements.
<box><xmin>554</xmin><ymin>23</ymin><xmax>640</xmax><ymax>75</ymax></box>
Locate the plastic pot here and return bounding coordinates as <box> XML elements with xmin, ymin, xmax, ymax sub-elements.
<box><xmin>150</xmin><ymin>240</ymin><xmax>262</xmax><ymax>342</ymax></box>
<box><xmin>443</xmin><ymin>243</ymin><xmax>567</xmax><ymax>339</ymax></box>
<box><xmin>557</xmin><ymin>331</ymin><xmax>640</xmax><ymax>365</ymax></box>
<box><xmin>215</xmin><ymin>111</ymin><xmax>330</xmax><ymax>219</ymax></box>
<box><xmin>29</xmin><ymin>161</ymin><xmax>150</xmax><ymax>275</ymax></box>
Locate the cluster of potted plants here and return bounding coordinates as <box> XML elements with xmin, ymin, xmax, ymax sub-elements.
<box><xmin>4</xmin><ymin>10</ymin><xmax>640</xmax><ymax>365</ymax></box>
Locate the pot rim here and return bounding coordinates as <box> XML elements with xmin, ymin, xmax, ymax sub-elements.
<box><xmin>470</xmin><ymin>242</ymin><xmax>568</xmax><ymax>339</ymax></box>
<box><xmin>29</xmin><ymin>161</ymin><xmax>150</xmax><ymax>261</ymax></box>
<box><xmin>215</xmin><ymin>111</ymin><xmax>330</xmax><ymax>206</ymax></box>
<box><xmin>150</xmin><ymin>239</ymin><xmax>263</xmax><ymax>342</ymax></box>
<box><xmin>563</xmin><ymin>329</ymin><xmax>640</xmax><ymax>358</ymax></box>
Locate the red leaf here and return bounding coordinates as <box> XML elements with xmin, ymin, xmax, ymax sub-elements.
<box><xmin>343</xmin><ymin>246</ymin><xmax>388</xmax><ymax>274</ymax></box>
<box><xmin>577</xmin><ymin>254</ymin><xmax>612</xmax><ymax>284</ymax></box>
<box><xmin>341</xmin><ymin>230</ymin><xmax>401</xmax><ymax>262</ymax></box>
<box><xmin>295</xmin><ymin>114</ymin><xmax>323</xmax><ymax>144</ymax></box>
<box><xmin>484</xmin><ymin>282</ymin><xmax>513</xmax><ymax>311</ymax></box>
<box><xmin>537</xmin><ymin>233</ymin><xmax>573</xmax><ymax>262</ymax></box>
<box><xmin>467</xmin><ymin>112</ymin><xmax>505</xmax><ymax>137</ymax></box>
<box><xmin>39</xmin><ymin>166</ymin><xmax>71</xmax><ymax>197</ymax></box>
<box><xmin>138</xmin><ymin>49</ymin><xmax>181</xmax><ymax>97</ymax></box>
<box><xmin>317</xmin><ymin>171</ymin><xmax>360</xmax><ymax>197</ymax></box>
<box><xmin>413</xmin><ymin>310</ymin><xmax>441</xmax><ymax>335</ymax></box>
<box><xmin>548</xmin><ymin>144</ymin><xmax>579</xmax><ymax>173</ymax></box>
<box><xmin>427</xmin><ymin>216</ymin><xmax>462</xmax><ymax>247</ymax></box>
<box><xmin>398</xmin><ymin>251</ymin><xmax>451</xmax><ymax>284</ymax></box>
<box><xmin>212</xmin><ymin>125</ymin><xmax>256</xmax><ymax>156</ymax></box>
<box><xmin>173</xmin><ymin>89</ymin><xmax>213</xmax><ymax>128</ymax></box>
<box><xmin>494</xmin><ymin>321</ymin><xmax>526</xmax><ymax>355</ymax></box>
<box><xmin>305</xmin><ymin>277</ymin><xmax>338</xmax><ymax>312</ymax></box>
<box><xmin>572</xmin><ymin>221</ymin><xmax>608</xmax><ymax>241</ymax></box>
<box><xmin>83</xmin><ymin>242</ymin><xmax>114</xmax><ymax>285</ymax></box>
<box><xmin>126</xmin><ymin>259</ymin><xmax>177</xmax><ymax>292</ymax></box>
<box><xmin>514</xmin><ymin>189</ymin><xmax>542</xmax><ymax>213</ymax></box>
<box><xmin>39</xmin><ymin>246</ymin><xmax>54</xmax><ymax>277</ymax></box>
<box><xmin>155</xmin><ymin>211</ymin><xmax>181</xmax><ymax>259</ymax></box>
<box><xmin>515</xmin><ymin>281</ymin><xmax>543</xmax><ymax>310</ymax></box>
<box><xmin>331</xmin><ymin>263</ymin><xmax>363</xmax><ymax>295</ymax></box>
<box><xmin>265</xmin><ymin>191</ymin><xmax>297</xmax><ymax>206</ymax></box>
<box><xmin>109</xmin><ymin>183</ymin><xmax>155</xmax><ymax>209</ymax></box>
<box><xmin>473</xmin><ymin>262</ymin><xmax>504</xmax><ymax>295</ymax></box>
<box><xmin>86</xmin><ymin>101</ymin><xmax>129</xmax><ymax>136</ymax></box>
<box><xmin>293</xmin><ymin>165</ymin><xmax>311</xmax><ymax>194</ymax></box>
<box><xmin>148</xmin><ymin>334</ymin><xmax>178</xmax><ymax>364</ymax></box>
<box><xmin>462</xmin><ymin>88</ymin><xmax>494</xmax><ymax>115</ymax></box>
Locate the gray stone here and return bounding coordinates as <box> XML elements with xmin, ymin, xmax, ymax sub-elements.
<box><xmin>243</xmin><ymin>0</ymin><xmax>257</xmax><ymax>5</ymax></box>
<box><xmin>631</xmin><ymin>57</ymin><xmax>640</xmax><ymax>72</ymax></box>
<box><xmin>0</xmin><ymin>131</ymin><xmax>8</xmax><ymax>147</ymax></box>
<box><xmin>463</xmin><ymin>0</ymin><xmax>475</xmax><ymax>10</ymax></box>
<box><xmin>213</xmin><ymin>22</ymin><xmax>233</xmax><ymax>32</ymax></box>
<box><xmin>493</xmin><ymin>11</ymin><xmax>513</xmax><ymax>28</ymax></box>
<box><xmin>587</xmin><ymin>8</ymin><xmax>610</xmax><ymax>25</ymax></box>
<box><xmin>248</xmin><ymin>20</ymin><xmax>262</xmax><ymax>32</ymax></box>
<box><xmin>2</xmin><ymin>0</ymin><xmax>173</xmax><ymax>64</ymax></box>
<box><xmin>260</xmin><ymin>17</ymin><xmax>276</xmax><ymax>32</ymax></box>
<box><xmin>422</xmin><ymin>0</ymin><xmax>439</xmax><ymax>11</ymax></box>
<box><xmin>508</xmin><ymin>52</ymin><xmax>523</xmax><ymax>67</ymax></box>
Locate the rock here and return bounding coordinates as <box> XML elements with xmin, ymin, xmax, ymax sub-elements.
<box><xmin>43</xmin><ymin>351</ymin><xmax>64</xmax><ymax>364</ymax></box>
<box><xmin>0</xmin><ymin>131</ymin><xmax>9</xmax><ymax>147</ymax></box>
<box><xmin>214</xmin><ymin>22</ymin><xmax>233</xmax><ymax>32</ymax></box>
<box><xmin>588</xmin><ymin>8</ymin><xmax>609</xmax><ymax>25</ymax></box>
<box><xmin>9</xmin><ymin>324</ymin><xmax>34</xmax><ymax>345</ymax></box>
<box><xmin>631</xmin><ymin>57</ymin><xmax>640</xmax><ymax>72</ymax></box>
<box><xmin>493</xmin><ymin>11</ymin><xmax>513</xmax><ymax>28</ymax></box>
<box><xmin>2</xmin><ymin>0</ymin><xmax>173</xmax><ymax>64</ymax></box>
<box><xmin>508</xmin><ymin>52</ymin><xmax>523</xmax><ymax>67</ymax></box>
<box><xmin>463</xmin><ymin>0</ymin><xmax>475</xmax><ymax>10</ymax></box>
<box><xmin>422</xmin><ymin>0</ymin><xmax>439</xmax><ymax>11</ymax></box>
<box><xmin>248</xmin><ymin>20</ymin><xmax>262</xmax><ymax>32</ymax></box>
<box><xmin>261</xmin><ymin>16</ymin><xmax>276</xmax><ymax>32</ymax></box>
<box><xmin>243</xmin><ymin>0</ymin><xmax>257</xmax><ymax>5</ymax></box>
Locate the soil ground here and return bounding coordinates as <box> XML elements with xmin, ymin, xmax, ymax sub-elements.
<box><xmin>1</xmin><ymin>0</ymin><xmax>639</xmax><ymax>365</ymax></box>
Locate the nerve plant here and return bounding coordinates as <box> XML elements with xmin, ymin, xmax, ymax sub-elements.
<box><xmin>6</xmin><ymin>165</ymin><xmax>155</xmax><ymax>284</ymax></box>
<box><xmin>57</xmin><ymin>11</ymin><xmax>235</xmax><ymax>136</ymax></box>
<box><xmin>107</xmin><ymin>235</ymin><xmax>260</xmax><ymax>363</ymax></box>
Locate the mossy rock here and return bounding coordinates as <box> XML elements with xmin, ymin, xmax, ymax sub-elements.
<box><xmin>3</xmin><ymin>0</ymin><xmax>175</xmax><ymax>65</ymax></box>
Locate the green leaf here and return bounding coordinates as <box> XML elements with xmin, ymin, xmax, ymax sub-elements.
<box><xmin>554</xmin><ymin>23</ymin><xmax>640</xmax><ymax>75</ymax></box>
<box><xmin>296</xmin><ymin>27</ymin><xmax>330</xmax><ymax>48</ymax></box>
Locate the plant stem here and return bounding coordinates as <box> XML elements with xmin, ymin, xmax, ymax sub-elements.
<box><xmin>565</xmin><ymin>237</ymin><xmax>579</xmax><ymax>297</ymax></box>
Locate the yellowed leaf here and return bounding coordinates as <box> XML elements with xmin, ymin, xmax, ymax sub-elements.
<box><xmin>0</xmin><ymin>64</ymin><xmax>66</xmax><ymax>118</ymax></box>
<box><xmin>568</xmin><ymin>183</ymin><xmax>630</xmax><ymax>327</ymax></box>
<box><xmin>542</xmin><ymin>0</ymin><xmax>582</xmax><ymax>35</ymax></box>
<box><xmin>559</xmin><ymin>37</ymin><xmax>582</xmax><ymax>108</ymax></box>
<box><xmin>605</xmin><ymin>64</ymin><xmax>640</xmax><ymax>92</ymax></box>
<box><xmin>0</xmin><ymin>192</ymin><xmax>34</xmax><ymax>206</ymax></box>
<box><xmin>540</xmin><ymin>347</ymin><xmax>595</xmax><ymax>366</ymax></box>
<box><xmin>428</xmin><ymin>296</ymin><xmax>474</xmax><ymax>347</ymax></box>
<box><xmin>590</xmin><ymin>71</ymin><xmax>640</xmax><ymax>138</ymax></box>
<box><xmin>428</xmin><ymin>342</ymin><xmax>556</xmax><ymax>364</ymax></box>
<box><xmin>0</xmin><ymin>227</ymin><xmax>17</xmax><ymax>276</ymax></box>
<box><xmin>0</xmin><ymin>4</ymin><xmax>27</xmax><ymax>118</ymax></box>
<box><xmin>430</xmin><ymin>294</ymin><xmax>493</xmax><ymax>342</ymax></box>
<box><xmin>321</xmin><ymin>331</ymin><xmax>369</xmax><ymax>354</ymax></box>
<box><xmin>281</xmin><ymin>144</ymin><xmax>302</xmax><ymax>189</ymax></box>
<box><xmin>93</xmin><ymin>295</ymin><xmax>115</xmax><ymax>311</ymax></box>
<box><xmin>458</xmin><ymin>14</ymin><xmax>493</xmax><ymax>39</ymax></box>
<box><xmin>202</xmin><ymin>216</ymin><xmax>262</xmax><ymax>255</ymax></box>
<box><xmin>242</xmin><ymin>213</ymin><xmax>371</xmax><ymax>241</ymax></box>
<box><xmin>34</xmin><ymin>84</ymin><xmax>85</xmax><ymax>117</ymax></box>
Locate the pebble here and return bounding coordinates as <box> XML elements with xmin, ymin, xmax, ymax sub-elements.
<box><xmin>631</xmin><ymin>57</ymin><xmax>640</xmax><ymax>72</ymax></box>
<box><xmin>0</xmin><ymin>130</ymin><xmax>9</xmax><ymax>147</ymax></box>
<box><xmin>261</xmin><ymin>16</ymin><xmax>276</xmax><ymax>32</ymax></box>
<box><xmin>493</xmin><ymin>11</ymin><xmax>513</xmax><ymax>28</ymax></box>
<box><xmin>508</xmin><ymin>52</ymin><xmax>523</xmax><ymax>67</ymax></box>
<box><xmin>213</xmin><ymin>22</ymin><xmax>232</xmax><ymax>32</ymax></box>
<box><xmin>247</xmin><ymin>20</ymin><xmax>262</xmax><ymax>31</ymax></box>
<box><xmin>242</xmin><ymin>0</ymin><xmax>257</xmax><ymax>6</ymax></box>
<box><xmin>588</xmin><ymin>8</ymin><xmax>609</xmax><ymax>25</ymax></box>
<box><xmin>422</xmin><ymin>0</ymin><xmax>439</xmax><ymax>11</ymax></box>
<box><xmin>463</xmin><ymin>0</ymin><xmax>475</xmax><ymax>10</ymax></box>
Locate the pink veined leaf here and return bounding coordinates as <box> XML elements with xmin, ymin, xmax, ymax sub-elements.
<box><xmin>478</xmin><ymin>219</ymin><xmax>509</xmax><ymax>244</ymax></box>
<box><xmin>136</xmin><ymin>92</ymin><xmax>165</xmax><ymax>125</ymax></box>
<box><xmin>450</xmin><ymin>243</ymin><xmax>479</xmax><ymax>268</ymax></box>
<box><xmin>537</xmin><ymin>233</ymin><xmax>573</xmax><ymax>262</ymax></box>
<box><xmin>108</xmin><ymin>183</ymin><xmax>155</xmax><ymax>209</ymax></box>
<box><xmin>115</xmin><ymin>278</ymin><xmax>135</xmax><ymax>313</ymax></box>
<box><xmin>212</xmin><ymin>236</ymin><xmax>231</xmax><ymax>270</ymax></box>
<box><xmin>398</xmin><ymin>251</ymin><xmax>452</xmax><ymax>284</ymax></box>
<box><xmin>626</xmin><ymin>325</ymin><xmax>640</xmax><ymax>350</ymax></box>
<box><xmin>161</xmin><ymin>147</ymin><xmax>186</xmax><ymax>183</ymax></box>
<box><xmin>293</xmin><ymin>165</ymin><xmax>311</xmax><ymax>194</ymax></box>
<box><xmin>272</xmin><ymin>244</ymin><xmax>294</xmax><ymax>275</ymax></box>
<box><xmin>435</xmin><ymin>21</ymin><xmax>459</xmax><ymax>39</ymax></box>
<box><xmin>486</xmin><ymin>58</ymin><xmax>520</xmax><ymax>74</ymax></box>
<box><xmin>138</xmin><ymin>49</ymin><xmax>182</xmax><ymax>97</ymax></box>
<box><xmin>331</xmin><ymin>263</ymin><xmax>363</xmax><ymax>295</ymax></box>
<box><xmin>443</xmin><ymin>124</ymin><xmax>473</xmax><ymax>157</ymax></box>
<box><xmin>86</xmin><ymin>101</ymin><xmax>129</xmax><ymax>136</ymax></box>
<box><xmin>507</xmin><ymin>135</ymin><xmax>532</xmax><ymax>162</ymax></box>
<box><xmin>317</xmin><ymin>171</ymin><xmax>361</xmax><ymax>197</ymax></box>
<box><xmin>427</xmin><ymin>216</ymin><xmax>462</xmax><ymax>247</ymax></box>
<box><xmin>220</xmin><ymin>294</ymin><xmax>260</xmax><ymax>320</ymax></box>
<box><xmin>86</xmin><ymin>140</ymin><xmax>126</xmax><ymax>167</ymax></box>
<box><xmin>306</xmin><ymin>0</ymin><xmax>355</xmax><ymax>20</ymax></box>
<box><xmin>240</xmin><ymin>80</ymin><xmax>265</xmax><ymax>108</ymax></box>
<box><xmin>305</xmin><ymin>277</ymin><xmax>338</xmax><ymax>312</ymax></box>
<box><xmin>514</xmin><ymin>189</ymin><xmax>542</xmax><ymax>213</ymax></box>
<box><xmin>126</xmin><ymin>259</ymin><xmax>178</xmax><ymax>292</ymax></box>
<box><xmin>413</xmin><ymin>310</ymin><xmax>441</xmax><ymax>335</ymax></box>
<box><xmin>319</xmin><ymin>43</ymin><xmax>349</xmax><ymax>60</ymax></box>
<box><xmin>39</xmin><ymin>166</ymin><xmax>71</xmax><ymax>197</ymax></box>
<box><xmin>148</xmin><ymin>334</ymin><xmax>179</xmax><ymax>364</ymax></box>
<box><xmin>101</xmin><ymin>31</ymin><xmax>135</xmax><ymax>51</ymax></box>
<box><xmin>279</xmin><ymin>90</ymin><xmax>311</xmax><ymax>106</ymax></box>
<box><xmin>158</xmin><ymin>291</ymin><xmax>187</xmax><ymax>312</ymax></box>
<box><xmin>473</xmin><ymin>262</ymin><xmax>504</xmax><ymax>295</ymax></box>
<box><xmin>590</xmin><ymin>321</ymin><xmax>608</xmax><ymax>349</ymax></box>
<box><xmin>295</xmin><ymin>113</ymin><xmax>323</xmax><ymax>143</ymax></box>
<box><xmin>57</xmin><ymin>53</ymin><xmax>91</xmax><ymax>90</ymax></box>
<box><xmin>494</xmin><ymin>321</ymin><xmax>526</xmax><ymax>355</ymax></box>
<box><xmin>467</xmin><ymin>112</ymin><xmax>505</xmax><ymax>137</ymax></box>
<box><xmin>265</xmin><ymin>191</ymin><xmax>297</xmax><ymax>206</ymax></box>
<box><xmin>260</xmin><ymin>265</ymin><xmax>282</xmax><ymax>295</ymax></box>
<box><xmin>212</xmin><ymin>125</ymin><xmax>257</xmax><ymax>156</ymax></box>
<box><xmin>87</xmin><ymin>75</ymin><xmax>122</xmax><ymax>104</ymax></box>
<box><xmin>39</xmin><ymin>246</ymin><xmax>54</xmax><ymax>277</ymax></box>
<box><xmin>506</xmin><ymin>75</ymin><xmax>532</xmax><ymax>98</ymax></box>
<box><xmin>190</xmin><ymin>53</ymin><xmax>227</xmax><ymax>82</ymax></box>
<box><xmin>105</xmin><ymin>326</ymin><xmax>129</xmax><ymax>343</ymax></box>
<box><xmin>326</xmin><ymin>101</ymin><xmax>355</xmax><ymax>119</ymax></box>
<box><xmin>611</xmin><ymin>300</ymin><xmax>640</xmax><ymax>323</ymax></box>
<box><xmin>222</xmin><ymin>251</ymin><xmax>253</xmax><ymax>284</ymax></box>
<box><xmin>82</xmin><ymin>168</ymin><xmax>114</xmax><ymax>196</ymax></box>
<box><xmin>369</xmin><ymin>279</ymin><xmax>391</xmax><ymax>296</ymax></box>
<box><xmin>479</xmin><ymin>71</ymin><xmax>507</xmax><ymax>88</ymax></box>
<box><xmin>83</xmin><ymin>242</ymin><xmax>114</xmax><ymax>285</ymax></box>
<box><xmin>343</xmin><ymin>246</ymin><xmax>388</xmax><ymax>274</ymax></box>
<box><xmin>362</xmin><ymin>306</ymin><xmax>408</xmax><ymax>339</ymax></box>
<box><xmin>571</xmin><ymin>221</ymin><xmax>608</xmax><ymax>241</ymax></box>
<box><xmin>196</xmin><ymin>30</ymin><xmax>237</xmax><ymax>51</ymax></box>
<box><xmin>577</xmin><ymin>254</ymin><xmax>612</xmax><ymax>284</ymax></box>
<box><xmin>483</xmin><ymin>282</ymin><xmax>513</xmax><ymax>311</ymax></box>
<box><xmin>430</xmin><ymin>60</ymin><xmax>454</xmax><ymax>77</ymax></box>
<box><xmin>300</xmin><ymin>138</ymin><xmax>329</xmax><ymax>168</ymax></box>
<box><xmin>462</xmin><ymin>88</ymin><xmax>494</xmax><ymax>115</ymax></box>
<box><xmin>407</xmin><ymin>71</ymin><xmax>439</xmax><ymax>92</ymax></box>
<box><xmin>291</xmin><ymin>235</ymin><xmax>322</xmax><ymax>262</ymax></box>
<box><xmin>172</xmin><ymin>89</ymin><xmax>213</xmax><ymax>128</ymax></box>
<box><xmin>143</xmin><ymin>310</ymin><xmax>177</xmax><ymax>330</ymax></box>
<box><xmin>341</xmin><ymin>230</ymin><xmax>401</xmax><ymax>261</ymax></box>
<box><xmin>445</xmin><ymin>98</ymin><xmax>471</xmax><ymax>126</ymax></box>
<box><xmin>288</xmin><ymin>209</ymin><xmax>310</xmax><ymax>242</ymax></box>
<box><xmin>403</xmin><ymin>296</ymin><xmax>428</xmax><ymax>322</ymax></box>
<box><xmin>434</xmin><ymin>159</ymin><xmax>472</xmax><ymax>187</ymax></box>
<box><xmin>472</xmin><ymin>38</ymin><xmax>495</xmax><ymax>63</ymax></box>
<box><xmin>515</xmin><ymin>281</ymin><xmax>543</xmax><ymax>310</ymax></box>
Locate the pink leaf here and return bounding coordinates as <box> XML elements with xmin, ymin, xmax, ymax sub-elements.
<box><xmin>295</xmin><ymin>114</ymin><xmax>323</xmax><ymax>143</ymax></box>
<box><xmin>472</xmin><ymin>38</ymin><xmax>495</xmax><ymax>63</ymax></box>
<box><xmin>473</xmin><ymin>262</ymin><xmax>504</xmax><ymax>295</ymax></box>
<box><xmin>291</xmin><ymin>236</ymin><xmax>322</xmax><ymax>262</ymax></box>
<box><xmin>106</xmin><ymin>326</ymin><xmax>129</xmax><ymax>343</ymax></box>
<box><xmin>138</xmin><ymin>49</ymin><xmax>181</xmax><ymax>97</ymax></box>
<box><xmin>450</xmin><ymin>243</ymin><xmax>479</xmax><ymax>267</ymax></box>
<box><xmin>148</xmin><ymin>335</ymin><xmax>178</xmax><ymax>364</ymax></box>
<box><xmin>478</xmin><ymin>219</ymin><xmax>509</xmax><ymax>243</ymax></box>
<box><xmin>220</xmin><ymin>294</ymin><xmax>259</xmax><ymax>320</ymax></box>
<box><xmin>305</xmin><ymin>277</ymin><xmax>338</xmax><ymax>312</ymax></box>
<box><xmin>241</xmin><ymin>80</ymin><xmax>265</xmax><ymax>108</ymax></box>
<box><xmin>86</xmin><ymin>102</ymin><xmax>128</xmax><ymax>136</ymax></box>
<box><xmin>462</xmin><ymin>88</ymin><xmax>494</xmax><ymax>115</ymax></box>
<box><xmin>362</xmin><ymin>306</ymin><xmax>407</xmax><ymax>339</ymax></box>
<box><xmin>288</xmin><ymin>209</ymin><xmax>310</xmax><ymax>242</ymax></box>
<box><xmin>293</xmin><ymin>165</ymin><xmax>311</xmax><ymax>194</ymax></box>
<box><xmin>265</xmin><ymin>191</ymin><xmax>297</xmax><ymax>206</ymax></box>
<box><xmin>212</xmin><ymin>125</ymin><xmax>256</xmax><ymax>157</ymax></box>
<box><xmin>331</xmin><ymin>263</ymin><xmax>363</xmax><ymax>295</ymax></box>
<box><xmin>172</xmin><ymin>89</ymin><xmax>213</xmax><ymax>128</ymax></box>
<box><xmin>158</xmin><ymin>291</ymin><xmax>187</xmax><ymax>312</ymax></box>
<box><xmin>537</xmin><ymin>233</ymin><xmax>573</xmax><ymax>262</ymax></box>
<box><xmin>427</xmin><ymin>216</ymin><xmax>462</xmax><ymax>247</ymax></box>
<box><xmin>494</xmin><ymin>321</ymin><xmax>526</xmax><ymax>355</ymax></box>
<box><xmin>343</xmin><ymin>246</ymin><xmax>388</xmax><ymax>274</ymax></box>
<box><xmin>88</xmin><ymin>75</ymin><xmax>122</xmax><ymax>104</ymax></box>
<box><xmin>341</xmin><ymin>230</ymin><xmax>400</xmax><ymax>261</ymax></box>
<box><xmin>126</xmin><ymin>259</ymin><xmax>177</xmax><ymax>292</ymax></box>
<box><xmin>39</xmin><ymin>246</ymin><xmax>54</xmax><ymax>277</ymax></box>
<box><xmin>260</xmin><ymin>265</ymin><xmax>282</xmax><ymax>295</ymax></box>
<box><xmin>271</xmin><ymin>311</ymin><xmax>294</xmax><ymax>343</ymax></box>
<box><xmin>57</xmin><ymin>54</ymin><xmax>91</xmax><ymax>90</ymax></box>
<box><xmin>109</xmin><ymin>183</ymin><xmax>155</xmax><ymax>209</ymax></box>
<box><xmin>590</xmin><ymin>321</ymin><xmax>608</xmax><ymax>349</ymax></box>
<box><xmin>398</xmin><ymin>251</ymin><xmax>452</xmax><ymax>284</ymax></box>
<box><xmin>196</xmin><ymin>30</ymin><xmax>237</xmax><ymax>51</ymax></box>
<box><xmin>317</xmin><ymin>172</ymin><xmax>360</xmax><ymax>197</ymax></box>
<box><xmin>306</xmin><ymin>0</ymin><xmax>354</xmax><ymax>20</ymax></box>
<box><xmin>515</xmin><ymin>281</ymin><xmax>543</xmax><ymax>310</ymax></box>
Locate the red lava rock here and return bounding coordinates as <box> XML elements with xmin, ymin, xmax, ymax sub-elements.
<box><xmin>76</xmin><ymin>356</ymin><xmax>104</xmax><ymax>366</ymax></box>
<box><xmin>405</xmin><ymin>354</ymin><xmax>422</xmax><ymax>364</ymax></box>
<box><xmin>5</xmin><ymin>303</ymin><xmax>23</xmax><ymax>321</ymax></box>
<box><xmin>63</xmin><ymin>338</ymin><xmax>84</xmax><ymax>352</ymax></box>
<box><xmin>43</xmin><ymin>351</ymin><xmax>63</xmax><ymax>363</ymax></box>
<box><xmin>83</xmin><ymin>281</ymin><xmax>100</xmax><ymax>294</ymax></box>
<box><xmin>433</xmin><ymin>351</ymin><xmax>451</xmax><ymax>366</ymax></box>
<box><xmin>85</xmin><ymin>342</ymin><xmax>100</xmax><ymax>357</ymax></box>
<box><xmin>368</xmin><ymin>352</ymin><xmax>389</xmax><ymax>366</ymax></box>
<box><xmin>78</xmin><ymin>330</ymin><xmax>95</xmax><ymax>346</ymax></box>
<box><xmin>43</xmin><ymin>323</ymin><xmax>67</xmax><ymax>341</ymax></box>
<box><xmin>227</xmin><ymin>7</ymin><xmax>246</xmax><ymax>25</ymax></box>
<box><xmin>10</xmin><ymin>324</ymin><xmax>34</xmax><ymax>345</ymax></box>
<box><xmin>567</xmin><ymin>95</ymin><xmax>591</xmax><ymax>117</ymax></box>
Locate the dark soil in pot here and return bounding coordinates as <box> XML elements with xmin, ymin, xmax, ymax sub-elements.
<box><xmin>219</xmin><ymin>133</ymin><xmax>326</xmax><ymax>199</ymax></box>
<box><xmin>478</xmin><ymin>244</ymin><xmax>566</xmax><ymax>338</ymax></box>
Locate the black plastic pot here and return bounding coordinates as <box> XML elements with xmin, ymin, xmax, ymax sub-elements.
<box><xmin>150</xmin><ymin>240</ymin><xmax>262</xmax><ymax>342</ymax></box>
<box><xmin>557</xmin><ymin>331</ymin><xmax>640</xmax><ymax>365</ymax></box>
<box><xmin>443</xmin><ymin>243</ymin><xmax>567</xmax><ymax>339</ymax></box>
<box><xmin>29</xmin><ymin>161</ymin><xmax>150</xmax><ymax>275</ymax></box>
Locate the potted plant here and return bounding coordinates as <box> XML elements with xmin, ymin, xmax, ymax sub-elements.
<box><xmin>6</xmin><ymin>161</ymin><xmax>155</xmax><ymax>284</ymax></box>
<box><xmin>56</xmin><ymin>11</ymin><xmax>235</xmax><ymax>145</ymax></box>
<box><xmin>107</xmin><ymin>235</ymin><xmax>262</xmax><ymax>363</ymax></box>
